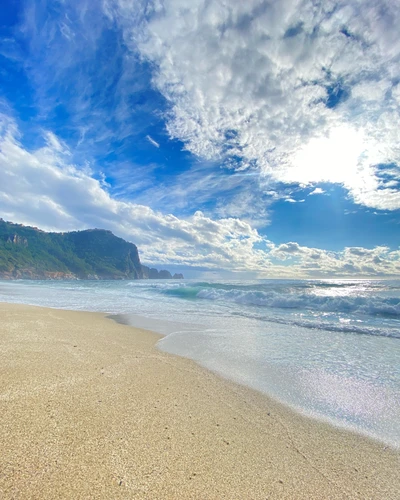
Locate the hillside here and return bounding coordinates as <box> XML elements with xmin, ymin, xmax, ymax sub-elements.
<box><xmin>0</xmin><ymin>219</ymin><xmax>183</xmax><ymax>280</ymax></box>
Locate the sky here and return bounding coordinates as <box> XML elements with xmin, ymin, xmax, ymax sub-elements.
<box><xmin>0</xmin><ymin>0</ymin><xmax>399</xmax><ymax>278</ymax></box>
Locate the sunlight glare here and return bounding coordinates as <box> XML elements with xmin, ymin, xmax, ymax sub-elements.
<box><xmin>290</xmin><ymin>126</ymin><xmax>370</xmax><ymax>187</ymax></box>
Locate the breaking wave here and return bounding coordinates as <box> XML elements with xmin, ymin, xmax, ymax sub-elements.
<box><xmin>162</xmin><ymin>283</ymin><xmax>400</xmax><ymax>318</ymax></box>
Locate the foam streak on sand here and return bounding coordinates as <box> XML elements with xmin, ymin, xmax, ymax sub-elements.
<box><xmin>0</xmin><ymin>304</ymin><xmax>399</xmax><ymax>499</ymax></box>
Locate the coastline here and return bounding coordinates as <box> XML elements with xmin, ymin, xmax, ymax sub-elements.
<box><xmin>0</xmin><ymin>303</ymin><xmax>399</xmax><ymax>499</ymax></box>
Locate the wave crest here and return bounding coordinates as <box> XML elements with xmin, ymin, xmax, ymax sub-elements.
<box><xmin>160</xmin><ymin>283</ymin><xmax>400</xmax><ymax>319</ymax></box>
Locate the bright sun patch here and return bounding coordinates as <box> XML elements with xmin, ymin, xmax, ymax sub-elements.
<box><xmin>289</xmin><ymin>127</ymin><xmax>374</xmax><ymax>188</ymax></box>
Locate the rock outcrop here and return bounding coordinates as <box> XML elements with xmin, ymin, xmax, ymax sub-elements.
<box><xmin>7</xmin><ymin>234</ymin><xmax>28</xmax><ymax>247</ymax></box>
<box><xmin>141</xmin><ymin>266</ymin><xmax>184</xmax><ymax>280</ymax></box>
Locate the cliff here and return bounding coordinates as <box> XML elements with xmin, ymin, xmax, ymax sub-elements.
<box><xmin>0</xmin><ymin>219</ymin><xmax>183</xmax><ymax>280</ymax></box>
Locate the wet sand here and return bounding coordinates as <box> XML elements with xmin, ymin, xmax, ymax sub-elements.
<box><xmin>0</xmin><ymin>303</ymin><xmax>399</xmax><ymax>499</ymax></box>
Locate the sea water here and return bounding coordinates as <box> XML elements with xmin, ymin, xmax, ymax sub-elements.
<box><xmin>1</xmin><ymin>278</ymin><xmax>399</xmax><ymax>448</ymax></box>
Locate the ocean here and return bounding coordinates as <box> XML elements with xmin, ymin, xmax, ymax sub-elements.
<box><xmin>1</xmin><ymin>278</ymin><xmax>399</xmax><ymax>448</ymax></box>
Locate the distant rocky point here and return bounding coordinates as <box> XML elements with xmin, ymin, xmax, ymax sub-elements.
<box><xmin>141</xmin><ymin>266</ymin><xmax>184</xmax><ymax>280</ymax></box>
<box><xmin>0</xmin><ymin>219</ymin><xmax>183</xmax><ymax>281</ymax></box>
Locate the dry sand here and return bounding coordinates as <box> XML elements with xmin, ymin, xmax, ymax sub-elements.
<box><xmin>0</xmin><ymin>303</ymin><xmax>399</xmax><ymax>499</ymax></box>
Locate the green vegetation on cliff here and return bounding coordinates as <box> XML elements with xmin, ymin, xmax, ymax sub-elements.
<box><xmin>0</xmin><ymin>219</ymin><xmax>182</xmax><ymax>280</ymax></box>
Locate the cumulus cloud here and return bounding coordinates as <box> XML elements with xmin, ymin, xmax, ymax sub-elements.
<box><xmin>271</xmin><ymin>242</ymin><xmax>306</xmax><ymax>257</ymax></box>
<box><xmin>269</xmin><ymin>241</ymin><xmax>400</xmax><ymax>276</ymax></box>
<box><xmin>107</xmin><ymin>0</ymin><xmax>400</xmax><ymax>210</ymax></box>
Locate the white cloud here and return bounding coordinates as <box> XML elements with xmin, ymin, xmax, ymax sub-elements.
<box><xmin>309</xmin><ymin>188</ymin><xmax>325</xmax><ymax>195</ymax></box>
<box><xmin>1</xmin><ymin>113</ymin><xmax>398</xmax><ymax>276</ymax></box>
<box><xmin>146</xmin><ymin>135</ymin><xmax>160</xmax><ymax>148</ymax></box>
<box><xmin>269</xmin><ymin>241</ymin><xmax>400</xmax><ymax>276</ymax></box>
<box><xmin>0</xmin><ymin>114</ymin><xmax>398</xmax><ymax>277</ymax></box>
<box><xmin>107</xmin><ymin>0</ymin><xmax>400</xmax><ymax>210</ymax></box>
<box><xmin>0</xmin><ymin>114</ymin><xmax>269</xmax><ymax>271</ymax></box>
<box><xmin>125</xmin><ymin>162</ymin><xmax>273</xmax><ymax>226</ymax></box>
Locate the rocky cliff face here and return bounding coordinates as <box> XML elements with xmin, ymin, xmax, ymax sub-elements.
<box><xmin>7</xmin><ymin>234</ymin><xmax>28</xmax><ymax>247</ymax></box>
<box><xmin>0</xmin><ymin>270</ymin><xmax>77</xmax><ymax>280</ymax></box>
<box><xmin>0</xmin><ymin>219</ymin><xmax>183</xmax><ymax>280</ymax></box>
<box><xmin>63</xmin><ymin>229</ymin><xmax>144</xmax><ymax>279</ymax></box>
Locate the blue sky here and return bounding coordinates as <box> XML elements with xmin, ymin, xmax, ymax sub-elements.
<box><xmin>0</xmin><ymin>0</ymin><xmax>399</xmax><ymax>277</ymax></box>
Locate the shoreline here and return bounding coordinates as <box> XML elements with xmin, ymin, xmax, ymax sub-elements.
<box><xmin>113</xmin><ymin>312</ymin><xmax>400</xmax><ymax>452</ymax></box>
<box><xmin>6</xmin><ymin>304</ymin><xmax>396</xmax><ymax>451</ymax></box>
<box><xmin>1</xmin><ymin>303</ymin><xmax>399</xmax><ymax>499</ymax></box>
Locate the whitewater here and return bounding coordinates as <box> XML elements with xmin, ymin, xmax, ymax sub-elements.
<box><xmin>1</xmin><ymin>278</ymin><xmax>399</xmax><ymax>448</ymax></box>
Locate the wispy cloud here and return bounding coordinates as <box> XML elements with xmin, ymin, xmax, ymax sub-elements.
<box><xmin>14</xmin><ymin>0</ymin><xmax>159</xmax><ymax>163</ymax></box>
<box><xmin>121</xmin><ymin>161</ymin><xmax>274</xmax><ymax>226</ymax></box>
<box><xmin>146</xmin><ymin>135</ymin><xmax>160</xmax><ymax>148</ymax></box>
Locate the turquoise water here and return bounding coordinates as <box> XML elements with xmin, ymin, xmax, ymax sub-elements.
<box><xmin>1</xmin><ymin>278</ymin><xmax>399</xmax><ymax>448</ymax></box>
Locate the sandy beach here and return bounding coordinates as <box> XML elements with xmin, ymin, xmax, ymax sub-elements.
<box><xmin>0</xmin><ymin>303</ymin><xmax>399</xmax><ymax>499</ymax></box>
